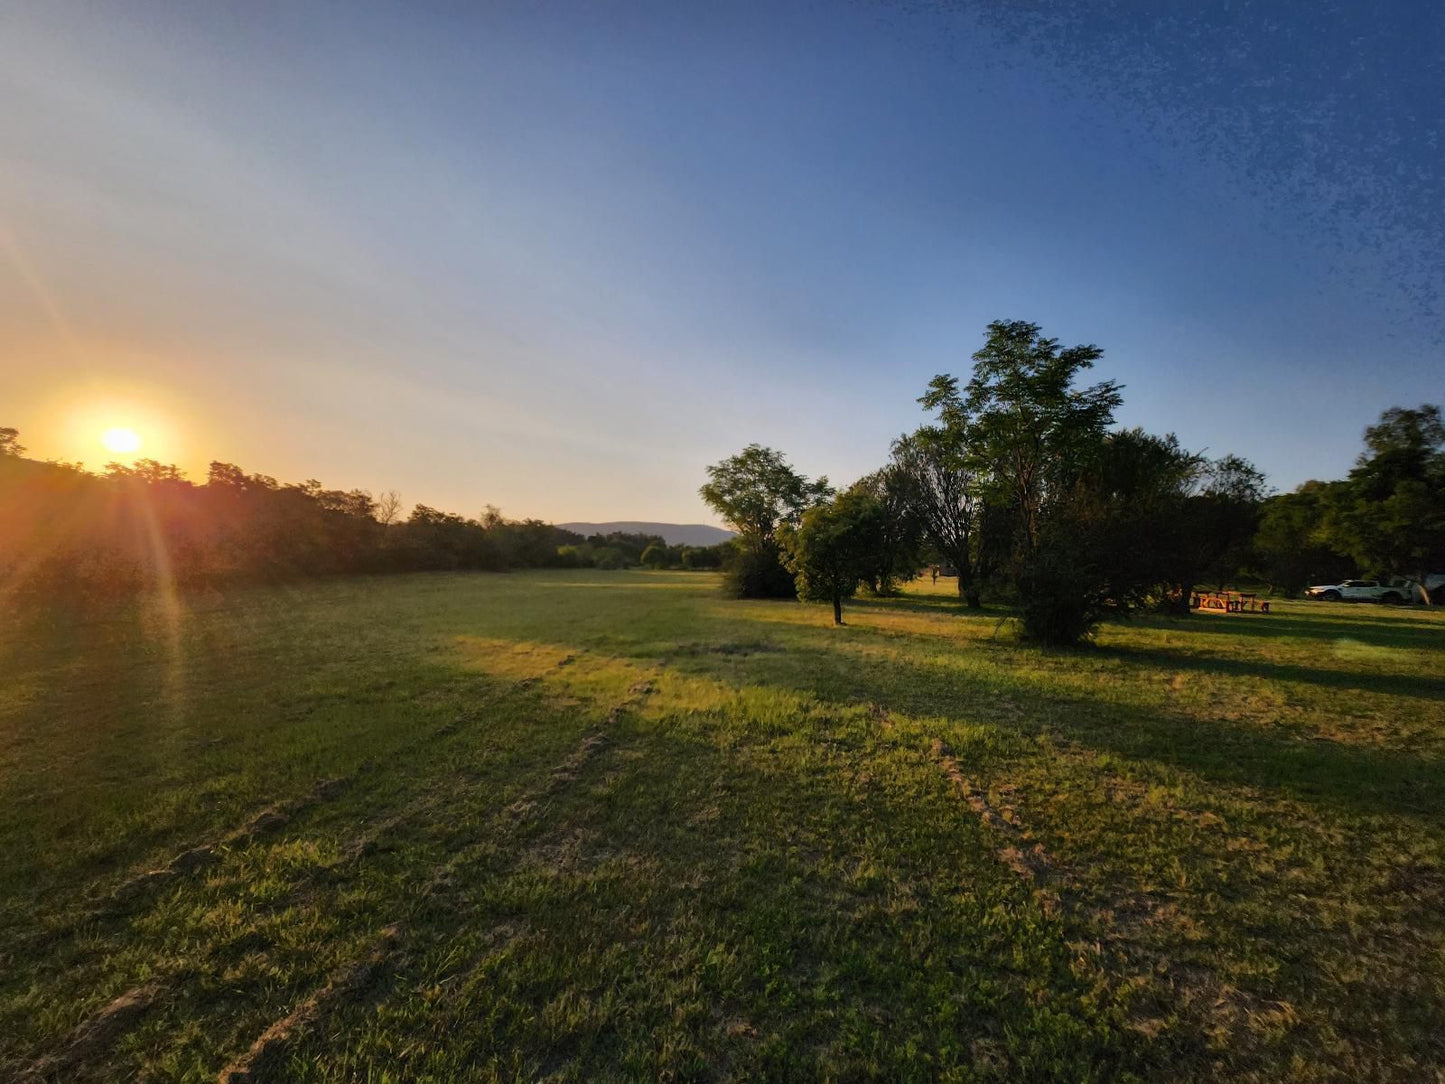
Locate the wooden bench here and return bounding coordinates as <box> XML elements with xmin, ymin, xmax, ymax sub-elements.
<box><xmin>1190</xmin><ymin>590</ymin><xmax>1270</xmax><ymax>614</ymax></box>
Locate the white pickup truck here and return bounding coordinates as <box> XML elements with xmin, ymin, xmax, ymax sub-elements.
<box><xmin>1304</xmin><ymin>576</ymin><xmax>1440</xmax><ymax>603</ymax></box>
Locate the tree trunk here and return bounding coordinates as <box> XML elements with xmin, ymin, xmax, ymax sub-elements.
<box><xmin>832</xmin><ymin>596</ymin><xmax>843</xmax><ymax>625</ymax></box>
<box><xmin>955</xmin><ymin>567</ymin><xmax>982</xmax><ymax>609</ymax></box>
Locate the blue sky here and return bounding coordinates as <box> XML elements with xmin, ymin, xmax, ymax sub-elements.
<box><xmin>3</xmin><ymin>1</ymin><xmax>1440</xmax><ymax>522</ymax></box>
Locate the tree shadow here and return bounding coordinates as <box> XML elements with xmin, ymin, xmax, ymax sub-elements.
<box><xmin>652</xmin><ymin>619</ymin><xmax>1445</xmax><ymax>827</ymax></box>
<box><xmin>846</xmin><ymin>591</ymin><xmax>986</xmax><ymax>617</ymax></box>
<box><xmin>1129</xmin><ymin>610</ymin><xmax>1445</xmax><ymax>651</ymax></box>
<box><xmin>1094</xmin><ymin>643</ymin><xmax>1445</xmax><ymax>702</ymax></box>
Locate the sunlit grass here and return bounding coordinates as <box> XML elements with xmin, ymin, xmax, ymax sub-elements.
<box><xmin>1</xmin><ymin>571</ymin><xmax>1442</xmax><ymax>1080</ymax></box>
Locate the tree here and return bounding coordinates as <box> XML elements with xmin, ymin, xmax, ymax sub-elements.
<box><xmin>375</xmin><ymin>489</ymin><xmax>403</xmax><ymax>526</ymax></box>
<box><xmin>953</xmin><ymin>320</ymin><xmax>1123</xmax><ymax>559</ymax></box>
<box><xmin>782</xmin><ymin>492</ymin><xmax>887</xmax><ymax>625</ymax></box>
<box><xmin>1324</xmin><ymin>405</ymin><xmax>1445</xmax><ymax>596</ymax></box>
<box><xmin>1014</xmin><ymin>428</ymin><xmax>1197</xmax><ymax>643</ymax></box>
<box><xmin>1154</xmin><ymin>453</ymin><xmax>1269</xmax><ymax>612</ymax></box>
<box><xmin>592</xmin><ymin>546</ymin><xmax>629</xmax><ymax>570</ymax></box>
<box><xmin>890</xmin><ymin>428</ymin><xmax>987</xmax><ymax>606</ymax></box>
<box><xmin>1252</xmin><ymin>482</ymin><xmax>1354</xmax><ymax>595</ymax></box>
<box><xmin>700</xmin><ymin>445</ymin><xmax>830</xmax><ymax>599</ymax></box>
<box><xmin>848</xmin><ymin>466</ymin><xmax>923</xmax><ymax>595</ymax></box>
<box><xmin>0</xmin><ymin>427</ymin><xmax>24</xmax><ymax>457</ymax></box>
<box><xmin>640</xmin><ymin>542</ymin><xmax>668</xmax><ymax>569</ymax></box>
<box><xmin>700</xmin><ymin>445</ymin><xmax>829</xmax><ymax>545</ymax></box>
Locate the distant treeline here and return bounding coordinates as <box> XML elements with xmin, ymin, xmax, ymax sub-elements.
<box><xmin>700</xmin><ymin>319</ymin><xmax>1445</xmax><ymax>642</ymax></box>
<box><xmin>0</xmin><ymin>430</ymin><xmax>732</xmax><ymax>598</ymax></box>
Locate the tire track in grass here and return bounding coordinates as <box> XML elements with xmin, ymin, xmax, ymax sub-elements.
<box><xmin>13</xmin><ymin>983</ymin><xmax>167</xmax><ymax>1083</ymax></box>
<box><xmin>215</xmin><ymin>924</ymin><xmax>406</xmax><ymax>1084</ymax></box>
<box><xmin>4</xmin><ymin>671</ymin><xmax>585</xmax><ymax>1074</ymax></box>
<box><xmin>925</xmin><ymin>732</ymin><xmax>1269</xmax><ymax>1054</ymax></box>
<box><xmin>212</xmin><ymin>680</ymin><xmax>658</xmax><ymax>1081</ymax></box>
<box><xmin>16</xmin><ymin>677</ymin><xmax>529</xmax><ymax>958</ymax></box>
<box><xmin>7</xmin><ymin>775</ymin><xmax>353</xmax><ymax>969</ymax></box>
<box><xmin>12</xmin><ymin>659</ymin><xmax>653</xmax><ymax>1081</ymax></box>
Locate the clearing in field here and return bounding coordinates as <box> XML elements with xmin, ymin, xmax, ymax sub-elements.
<box><xmin>3</xmin><ymin>570</ymin><xmax>1444</xmax><ymax>1081</ymax></box>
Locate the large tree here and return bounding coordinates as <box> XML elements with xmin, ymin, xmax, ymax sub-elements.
<box><xmin>700</xmin><ymin>445</ymin><xmax>828</xmax><ymax>546</ymax></box>
<box><xmin>953</xmin><ymin>319</ymin><xmax>1123</xmax><ymax>559</ymax></box>
<box><xmin>1015</xmin><ymin>428</ymin><xmax>1199</xmax><ymax>642</ymax></box>
<box><xmin>1145</xmin><ymin>453</ymin><xmax>1268</xmax><ymax>613</ymax></box>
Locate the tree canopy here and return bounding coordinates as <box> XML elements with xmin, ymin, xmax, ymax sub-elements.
<box><xmin>782</xmin><ymin>492</ymin><xmax>887</xmax><ymax>625</ymax></box>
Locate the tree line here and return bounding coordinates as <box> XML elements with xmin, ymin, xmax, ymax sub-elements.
<box><xmin>700</xmin><ymin>319</ymin><xmax>1444</xmax><ymax>642</ymax></box>
<box><xmin>0</xmin><ymin>428</ymin><xmax>731</xmax><ymax>599</ymax></box>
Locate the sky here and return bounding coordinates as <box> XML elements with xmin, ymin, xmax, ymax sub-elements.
<box><xmin>3</xmin><ymin>1</ymin><xmax>1441</xmax><ymax>524</ymax></box>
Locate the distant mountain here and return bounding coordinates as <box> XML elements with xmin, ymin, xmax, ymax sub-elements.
<box><xmin>557</xmin><ymin>521</ymin><xmax>735</xmax><ymax>547</ymax></box>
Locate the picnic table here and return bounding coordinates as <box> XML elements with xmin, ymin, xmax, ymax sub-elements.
<box><xmin>1191</xmin><ymin>590</ymin><xmax>1270</xmax><ymax>614</ymax></box>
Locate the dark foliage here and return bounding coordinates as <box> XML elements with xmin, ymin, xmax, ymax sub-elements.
<box><xmin>1016</xmin><ymin>544</ymin><xmax>1112</xmax><ymax>646</ymax></box>
<box><xmin>720</xmin><ymin>541</ymin><xmax>797</xmax><ymax>600</ymax></box>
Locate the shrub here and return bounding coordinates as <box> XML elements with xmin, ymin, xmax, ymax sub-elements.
<box><xmin>721</xmin><ymin>542</ymin><xmax>796</xmax><ymax>599</ymax></box>
<box><xmin>1016</xmin><ymin>548</ymin><xmax>1109</xmax><ymax>646</ymax></box>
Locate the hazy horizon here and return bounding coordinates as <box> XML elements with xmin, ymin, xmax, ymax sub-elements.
<box><xmin>5</xmin><ymin>2</ymin><xmax>1440</xmax><ymax>522</ymax></box>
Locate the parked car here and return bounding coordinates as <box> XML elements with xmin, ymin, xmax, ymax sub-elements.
<box><xmin>1304</xmin><ymin>578</ymin><xmax>1413</xmax><ymax>603</ymax></box>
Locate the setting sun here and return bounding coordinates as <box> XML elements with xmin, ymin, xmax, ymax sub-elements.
<box><xmin>101</xmin><ymin>427</ymin><xmax>142</xmax><ymax>454</ymax></box>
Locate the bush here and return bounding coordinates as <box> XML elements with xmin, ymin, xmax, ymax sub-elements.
<box><xmin>721</xmin><ymin>542</ymin><xmax>796</xmax><ymax>599</ymax></box>
<box><xmin>1016</xmin><ymin>549</ymin><xmax>1109</xmax><ymax>646</ymax></box>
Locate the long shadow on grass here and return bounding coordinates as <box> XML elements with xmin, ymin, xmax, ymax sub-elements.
<box><xmin>846</xmin><ymin>591</ymin><xmax>994</xmax><ymax>618</ymax></box>
<box><xmin>658</xmin><ymin>625</ymin><xmax>1445</xmax><ymax>826</ymax></box>
<box><xmin>1094</xmin><ymin>643</ymin><xmax>1445</xmax><ymax>702</ymax></box>
<box><xmin>1129</xmin><ymin>610</ymin><xmax>1445</xmax><ymax>651</ymax></box>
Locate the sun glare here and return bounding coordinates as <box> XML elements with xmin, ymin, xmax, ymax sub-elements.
<box><xmin>102</xmin><ymin>426</ymin><xmax>142</xmax><ymax>454</ymax></box>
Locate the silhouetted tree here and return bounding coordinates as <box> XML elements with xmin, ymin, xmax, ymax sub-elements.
<box><xmin>849</xmin><ymin>466</ymin><xmax>923</xmax><ymax>595</ymax></box>
<box><xmin>375</xmin><ymin>489</ymin><xmax>403</xmax><ymax>526</ymax></box>
<box><xmin>1147</xmin><ymin>453</ymin><xmax>1268</xmax><ymax>613</ymax></box>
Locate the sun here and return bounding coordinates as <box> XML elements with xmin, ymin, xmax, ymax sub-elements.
<box><xmin>101</xmin><ymin>427</ymin><xmax>142</xmax><ymax>454</ymax></box>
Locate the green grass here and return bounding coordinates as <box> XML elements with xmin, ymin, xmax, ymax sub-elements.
<box><xmin>2</xmin><ymin>571</ymin><xmax>1443</xmax><ymax>1081</ymax></box>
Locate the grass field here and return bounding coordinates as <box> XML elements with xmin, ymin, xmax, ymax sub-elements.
<box><xmin>3</xmin><ymin>571</ymin><xmax>1444</xmax><ymax>1082</ymax></box>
